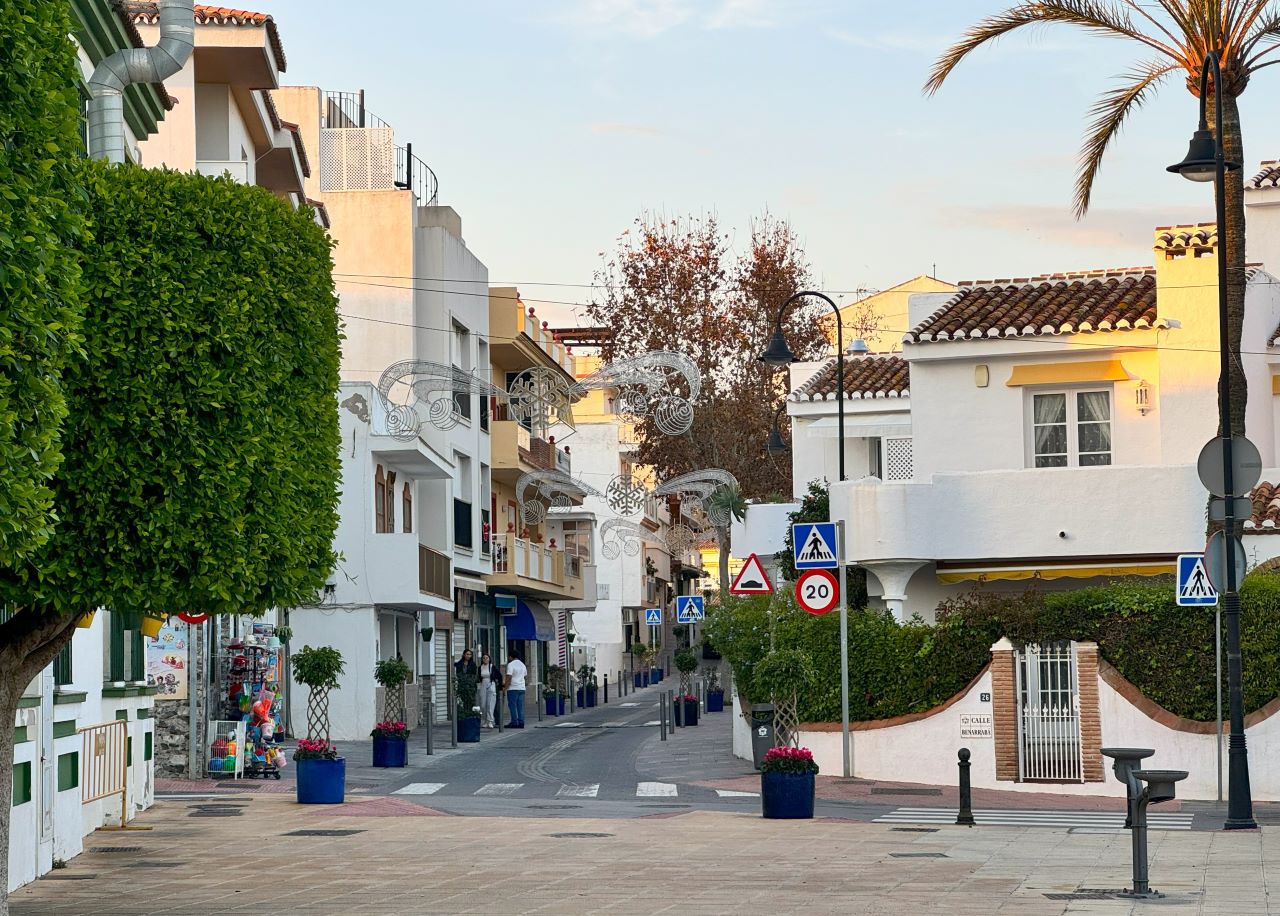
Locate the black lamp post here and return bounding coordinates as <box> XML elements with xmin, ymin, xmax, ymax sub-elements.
<box><xmin>766</xmin><ymin>402</ymin><xmax>789</xmax><ymax>457</ymax></box>
<box><xmin>1167</xmin><ymin>50</ymin><xmax>1254</xmax><ymax>830</ymax></box>
<box><xmin>760</xmin><ymin>291</ymin><xmax>846</xmax><ymax>481</ymax></box>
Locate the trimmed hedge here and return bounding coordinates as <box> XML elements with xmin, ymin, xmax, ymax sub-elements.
<box><xmin>0</xmin><ymin>1</ymin><xmax>88</xmax><ymax>563</ymax></box>
<box><xmin>706</xmin><ymin>576</ymin><xmax>1280</xmax><ymax>724</ymax></box>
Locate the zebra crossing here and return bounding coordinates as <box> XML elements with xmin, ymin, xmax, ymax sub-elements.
<box><xmin>391</xmin><ymin>781</ymin><xmax>759</xmax><ymax>801</ymax></box>
<box><xmin>874</xmin><ymin>807</ymin><xmax>1195</xmax><ymax>831</ymax></box>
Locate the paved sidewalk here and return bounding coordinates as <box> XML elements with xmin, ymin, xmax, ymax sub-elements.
<box><xmin>10</xmin><ymin>790</ymin><xmax>1280</xmax><ymax>914</ymax></box>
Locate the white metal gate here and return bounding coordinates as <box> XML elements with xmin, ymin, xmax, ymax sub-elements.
<box><xmin>1015</xmin><ymin>641</ymin><xmax>1084</xmax><ymax>782</ymax></box>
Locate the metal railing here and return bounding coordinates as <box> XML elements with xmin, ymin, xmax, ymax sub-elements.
<box><xmin>80</xmin><ymin>721</ymin><xmax>130</xmax><ymax>828</ymax></box>
<box><xmin>320</xmin><ymin>90</ymin><xmax>439</xmax><ymax>205</ymax></box>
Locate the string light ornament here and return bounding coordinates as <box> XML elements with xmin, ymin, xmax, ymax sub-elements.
<box><xmin>664</xmin><ymin>523</ymin><xmax>706</xmax><ymax>555</ymax></box>
<box><xmin>572</xmin><ymin>351</ymin><xmax>701</xmax><ymax>436</ymax></box>
<box><xmin>506</xmin><ymin>366</ymin><xmax>577</xmax><ymax>434</ymax></box>
<box><xmin>375</xmin><ymin>360</ymin><xmax>506</xmax><ymax>440</ymax></box>
<box><xmin>604</xmin><ymin>473</ymin><xmax>650</xmax><ymax>517</ymax></box>
<box><xmin>599</xmin><ymin>518</ymin><xmax>649</xmax><ymax>560</ymax></box>
<box><xmin>654</xmin><ymin>470</ymin><xmax>739</xmax><ymax>526</ymax></box>
<box><xmin>516</xmin><ymin>469</ymin><xmax>603</xmax><ymax>524</ymax></box>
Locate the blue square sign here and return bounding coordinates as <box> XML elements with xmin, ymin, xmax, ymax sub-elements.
<box><xmin>793</xmin><ymin>522</ymin><xmax>838</xmax><ymax>570</ymax></box>
<box><xmin>1176</xmin><ymin>553</ymin><xmax>1217</xmax><ymax>607</ymax></box>
<box><xmin>644</xmin><ymin>608</ymin><xmax>662</xmax><ymax>626</ymax></box>
<box><xmin>675</xmin><ymin>595</ymin><xmax>704</xmax><ymax>623</ymax></box>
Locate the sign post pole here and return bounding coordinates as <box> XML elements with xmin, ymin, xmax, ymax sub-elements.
<box><xmin>837</xmin><ymin>520</ymin><xmax>850</xmax><ymax>779</ymax></box>
<box><xmin>1217</xmin><ymin>604</ymin><xmax>1223</xmax><ymax>803</ymax></box>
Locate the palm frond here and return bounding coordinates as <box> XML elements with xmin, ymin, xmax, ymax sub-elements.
<box><xmin>1241</xmin><ymin>8</ymin><xmax>1280</xmax><ymax>62</ymax></box>
<box><xmin>1074</xmin><ymin>60</ymin><xmax>1180</xmax><ymax>216</ymax></box>
<box><xmin>925</xmin><ymin>0</ymin><xmax>1182</xmax><ymax>95</ymax></box>
<box><xmin>1119</xmin><ymin>0</ymin><xmax>1194</xmax><ymax>62</ymax></box>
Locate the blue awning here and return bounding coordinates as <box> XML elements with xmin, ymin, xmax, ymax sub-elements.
<box><xmin>504</xmin><ymin>599</ymin><xmax>555</xmax><ymax>641</ymax></box>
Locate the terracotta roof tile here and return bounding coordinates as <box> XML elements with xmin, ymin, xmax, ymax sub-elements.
<box><xmin>281</xmin><ymin>120</ymin><xmax>310</xmax><ymax>179</ymax></box>
<box><xmin>906</xmin><ymin>269</ymin><xmax>1164</xmax><ymax>344</ymax></box>
<box><xmin>1251</xmin><ymin>161</ymin><xmax>1280</xmax><ymax>189</ymax></box>
<box><xmin>123</xmin><ymin>2</ymin><xmax>286</xmax><ymax>72</ymax></box>
<box><xmin>109</xmin><ymin>1</ymin><xmax>178</xmax><ymax>109</ymax></box>
<box><xmin>790</xmin><ymin>355</ymin><xmax>908</xmax><ymax>401</ymax></box>
<box><xmin>1247</xmin><ymin>481</ymin><xmax>1280</xmax><ymax>533</ymax></box>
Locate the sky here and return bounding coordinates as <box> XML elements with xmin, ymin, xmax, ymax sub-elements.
<box><xmin>261</xmin><ymin>0</ymin><xmax>1280</xmax><ymax>326</ymax></box>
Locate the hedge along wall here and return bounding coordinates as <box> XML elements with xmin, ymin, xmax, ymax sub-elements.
<box><xmin>705</xmin><ymin>575</ymin><xmax>1280</xmax><ymax>724</ymax></box>
<box><xmin>0</xmin><ymin>1</ymin><xmax>89</xmax><ymax>565</ymax></box>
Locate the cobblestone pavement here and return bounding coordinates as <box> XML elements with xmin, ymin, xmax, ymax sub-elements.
<box><xmin>9</xmin><ymin>790</ymin><xmax>1280</xmax><ymax>915</ymax></box>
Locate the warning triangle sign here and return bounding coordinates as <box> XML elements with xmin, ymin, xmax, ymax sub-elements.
<box><xmin>799</xmin><ymin>527</ymin><xmax>836</xmax><ymax>564</ymax></box>
<box><xmin>730</xmin><ymin>553</ymin><xmax>774</xmax><ymax>595</ymax></box>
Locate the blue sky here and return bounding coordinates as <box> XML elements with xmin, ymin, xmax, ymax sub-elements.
<box><xmin>263</xmin><ymin>0</ymin><xmax>1280</xmax><ymax>324</ymax></box>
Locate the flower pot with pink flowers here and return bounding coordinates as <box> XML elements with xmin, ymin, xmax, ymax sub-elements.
<box><xmin>760</xmin><ymin>746</ymin><xmax>818</xmax><ymax>819</ymax></box>
<box><xmin>292</xmin><ymin>645</ymin><xmax>346</xmax><ymax>804</ymax></box>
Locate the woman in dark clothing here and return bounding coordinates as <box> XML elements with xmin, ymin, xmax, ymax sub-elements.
<box><xmin>454</xmin><ymin>648</ymin><xmax>479</xmax><ymax>685</ymax></box>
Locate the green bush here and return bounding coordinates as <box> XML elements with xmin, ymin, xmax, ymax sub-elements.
<box><xmin>706</xmin><ymin>576</ymin><xmax>1280</xmax><ymax>724</ymax></box>
<box><xmin>293</xmin><ymin>646</ymin><xmax>345</xmax><ymax>690</ymax></box>
<box><xmin>674</xmin><ymin>648</ymin><xmax>699</xmax><ymax>674</ymax></box>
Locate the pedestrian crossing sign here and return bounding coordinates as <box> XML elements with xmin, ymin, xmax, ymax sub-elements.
<box><xmin>675</xmin><ymin>595</ymin><xmax>704</xmax><ymax>623</ymax></box>
<box><xmin>644</xmin><ymin>608</ymin><xmax>662</xmax><ymax>626</ymax></box>
<box><xmin>792</xmin><ymin>522</ymin><xmax>838</xmax><ymax>570</ymax></box>
<box><xmin>1177</xmin><ymin>553</ymin><xmax>1218</xmax><ymax>607</ymax></box>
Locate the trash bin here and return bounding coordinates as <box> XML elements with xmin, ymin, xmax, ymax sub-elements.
<box><xmin>750</xmin><ymin>704</ymin><xmax>775</xmax><ymax>770</ymax></box>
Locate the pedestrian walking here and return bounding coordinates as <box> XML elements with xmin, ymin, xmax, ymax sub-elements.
<box><xmin>454</xmin><ymin>647</ymin><xmax>478</xmax><ymax>685</ymax></box>
<box><xmin>478</xmin><ymin>653</ymin><xmax>500</xmax><ymax>728</ymax></box>
<box><xmin>504</xmin><ymin>650</ymin><xmax>527</xmax><ymax>728</ymax></box>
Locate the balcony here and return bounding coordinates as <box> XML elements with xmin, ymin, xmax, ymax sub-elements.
<box><xmin>419</xmin><ymin>545</ymin><xmax>450</xmax><ymax>599</ymax></box>
<box><xmin>831</xmin><ymin>464</ymin><xmax>1205</xmax><ymax>569</ymax></box>
<box><xmin>489</xmin><ymin>419</ymin><xmax>571</xmax><ymax>479</ymax></box>
<box><xmin>487</xmin><ymin>532</ymin><xmax>584</xmax><ymax>601</ymax></box>
<box><xmin>319</xmin><ymin>91</ymin><xmax>438</xmax><ymax>204</ymax></box>
<box><xmin>359</xmin><ymin>533</ymin><xmax>450</xmax><ymax>609</ymax></box>
<box><xmin>197</xmin><ymin>160</ymin><xmax>250</xmax><ymax>184</ymax></box>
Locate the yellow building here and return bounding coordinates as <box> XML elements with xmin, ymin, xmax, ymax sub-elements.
<box><xmin>818</xmin><ymin>275</ymin><xmax>956</xmax><ymax>353</ymax></box>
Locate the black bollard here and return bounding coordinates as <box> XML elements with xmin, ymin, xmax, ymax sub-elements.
<box><xmin>604</xmin><ymin>674</ymin><xmax>609</xmax><ymax>704</ymax></box>
<box><xmin>956</xmin><ymin>748</ymin><xmax>975</xmax><ymax>826</ymax></box>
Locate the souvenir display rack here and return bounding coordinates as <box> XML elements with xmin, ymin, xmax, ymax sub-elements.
<box><xmin>210</xmin><ymin>626</ymin><xmax>287</xmax><ymax>780</ymax></box>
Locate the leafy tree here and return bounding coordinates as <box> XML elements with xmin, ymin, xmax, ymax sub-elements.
<box><xmin>0</xmin><ymin>165</ymin><xmax>341</xmax><ymax>905</ymax></box>
<box><xmin>588</xmin><ymin>213</ymin><xmax>829</xmax><ymax>499</ymax></box>
<box><xmin>706</xmin><ymin>482</ymin><xmax>747</xmax><ymax>599</ymax></box>
<box><xmin>0</xmin><ymin>0</ymin><xmax>87</xmax><ymax>567</ymax></box>
<box><xmin>926</xmin><ymin>1</ymin><xmax>1280</xmax><ymax>437</ymax></box>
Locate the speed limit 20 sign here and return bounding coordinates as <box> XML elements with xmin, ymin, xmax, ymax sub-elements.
<box><xmin>795</xmin><ymin>568</ymin><xmax>839</xmax><ymax>615</ymax></box>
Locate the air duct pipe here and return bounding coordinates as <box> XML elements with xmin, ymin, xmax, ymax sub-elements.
<box><xmin>87</xmin><ymin>0</ymin><xmax>194</xmax><ymax>163</ymax></box>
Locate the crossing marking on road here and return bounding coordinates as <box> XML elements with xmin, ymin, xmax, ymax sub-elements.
<box><xmin>557</xmin><ymin>784</ymin><xmax>600</xmax><ymax>798</ymax></box>
<box><xmin>603</xmin><ymin>721</ymin><xmax>630</xmax><ymax>727</ymax></box>
<box><xmin>643</xmin><ymin>720</ymin><xmax>660</xmax><ymax>726</ymax></box>
<box><xmin>873</xmin><ymin>807</ymin><xmax>1194</xmax><ymax>830</ymax></box>
<box><xmin>636</xmin><ymin>782</ymin><xmax>678</xmax><ymax>797</ymax></box>
<box><xmin>393</xmin><ymin>783</ymin><xmax>446</xmax><ymax>796</ymax></box>
<box><xmin>619</xmin><ymin>703</ymin><xmax>639</xmax><ymax>707</ymax></box>
<box><xmin>552</xmin><ymin>721</ymin><xmax>584</xmax><ymax>728</ymax></box>
<box><xmin>715</xmin><ymin>790</ymin><xmax>759</xmax><ymax>798</ymax></box>
<box><xmin>474</xmin><ymin>783</ymin><xmax>523</xmax><ymax>796</ymax></box>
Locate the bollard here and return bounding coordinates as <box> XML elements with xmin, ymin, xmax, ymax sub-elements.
<box><xmin>426</xmin><ymin>701</ymin><xmax>434</xmax><ymax>755</ymax></box>
<box><xmin>670</xmin><ymin>689</ymin><xmax>680</xmax><ymax>728</ymax></box>
<box><xmin>536</xmin><ymin>681</ymin><xmax>544</xmax><ymax>722</ymax></box>
<box><xmin>568</xmin><ymin>674</ymin><xmax>576</xmax><ymax>715</ymax></box>
<box><xmin>1118</xmin><ymin>769</ymin><xmax>1188</xmax><ymax>898</ymax></box>
<box><xmin>604</xmin><ymin>674</ymin><xmax>609</xmax><ymax>704</ymax></box>
<box><xmin>955</xmin><ymin>748</ymin><xmax>975</xmax><ymax>826</ymax></box>
<box><xmin>660</xmin><ymin>692</ymin><xmax>668</xmax><ymax>741</ymax></box>
<box><xmin>449</xmin><ymin>683</ymin><xmax>458</xmax><ymax>749</ymax></box>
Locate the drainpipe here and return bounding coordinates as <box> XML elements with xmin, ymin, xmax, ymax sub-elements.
<box><xmin>87</xmin><ymin>0</ymin><xmax>195</xmax><ymax>163</ymax></box>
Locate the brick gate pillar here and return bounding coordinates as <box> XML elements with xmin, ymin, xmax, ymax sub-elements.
<box><xmin>1075</xmin><ymin>641</ymin><xmax>1105</xmax><ymax>782</ymax></box>
<box><xmin>990</xmin><ymin>637</ymin><xmax>1019</xmax><ymax>782</ymax></box>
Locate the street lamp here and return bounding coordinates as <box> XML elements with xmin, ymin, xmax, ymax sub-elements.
<box><xmin>766</xmin><ymin>403</ymin><xmax>789</xmax><ymax>457</ymax></box>
<box><xmin>759</xmin><ymin>291</ymin><xmax>847</xmax><ymax>481</ymax></box>
<box><xmin>1167</xmin><ymin>49</ymin><xmax>1254</xmax><ymax>830</ymax></box>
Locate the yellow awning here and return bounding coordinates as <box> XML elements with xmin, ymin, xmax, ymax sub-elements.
<box><xmin>937</xmin><ymin>562</ymin><xmax>1174</xmax><ymax>585</ymax></box>
<box><xmin>1006</xmin><ymin>359</ymin><xmax>1129</xmax><ymax>387</ymax></box>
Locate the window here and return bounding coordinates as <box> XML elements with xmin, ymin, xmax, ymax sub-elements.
<box><xmin>867</xmin><ymin>437</ymin><xmax>883</xmax><ymax>479</ymax></box>
<box><xmin>108</xmin><ymin>612</ymin><xmax>144</xmax><ymax>683</ymax></box>
<box><xmin>53</xmin><ymin>641</ymin><xmax>73</xmax><ymax>687</ymax></box>
<box><xmin>1031</xmin><ymin>390</ymin><xmax>1112</xmax><ymax>468</ymax></box>
<box><xmin>374</xmin><ymin>465</ymin><xmax>387</xmax><ymax>533</ymax></box>
<box><xmin>402</xmin><ymin>482</ymin><xmax>413</xmax><ymax>533</ymax></box>
<box><xmin>385</xmin><ymin>470</ymin><xmax>397</xmax><ymax>531</ymax></box>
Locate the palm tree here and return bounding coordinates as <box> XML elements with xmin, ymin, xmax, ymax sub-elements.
<box><xmin>706</xmin><ymin>484</ymin><xmax>747</xmax><ymax>598</ymax></box>
<box><xmin>926</xmin><ymin>1</ymin><xmax>1280</xmax><ymax>436</ymax></box>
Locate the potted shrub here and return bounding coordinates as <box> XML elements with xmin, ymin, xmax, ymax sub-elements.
<box><xmin>292</xmin><ymin>645</ymin><xmax>345</xmax><ymax>804</ymax></box>
<box><xmin>759</xmin><ymin>746</ymin><xmax>819</xmax><ymax>819</ymax></box>
<box><xmin>650</xmin><ymin>640</ymin><xmax>663</xmax><ymax>683</ymax></box>
<box><xmin>543</xmin><ymin>664</ymin><xmax>566</xmax><ymax>715</ymax></box>
<box><xmin>674</xmin><ymin>649</ymin><xmax>700</xmax><ymax>725</ymax></box>
<box><xmin>575</xmin><ymin>664</ymin><xmax>597</xmax><ymax>708</ymax></box>
<box><xmin>630</xmin><ymin>645</ymin><xmax>650</xmax><ymax>688</ymax></box>
<box><xmin>675</xmin><ymin>693</ymin><xmax>699</xmax><ymax>726</ymax></box>
<box><xmin>372</xmin><ymin>656</ymin><xmax>412</xmax><ymax>767</ymax></box>
<box><xmin>703</xmin><ymin>666</ymin><xmax>725</xmax><ymax>713</ymax></box>
<box><xmin>456</xmin><ymin>666</ymin><xmax>482</xmax><ymax>742</ymax></box>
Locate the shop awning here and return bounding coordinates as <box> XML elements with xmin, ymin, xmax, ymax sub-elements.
<box><xmin>936</xmin><ymin>560</ymin><xmax>1174</xmax><ymax>584</ymax></box>
<box><xmin>503</xmin><ymin>599</ymin><xmax>555</xmax><ymax>641</ymax></box>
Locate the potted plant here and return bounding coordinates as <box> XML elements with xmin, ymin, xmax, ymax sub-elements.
<box><xmin>703</xmin><ymin>665</ymin><xmax>725</xmax><ymax>713</ymax></box>
<box><xmin>575</xmin><ymin>664</ymin><xmax>597</xmax><ymax>708</ymax></box>
<box><xmin>543</xmin><ymin>664</ymin><xmax>567</xmax><ymax>715</ymax></box>
<box><xmin>292</xmin><ymin>645</ymin><xmax>345</xmax><ymax>804</ymax></box>
<box><xmin>419</xmin><ymin>626</ymin><xmax>433</xmax><ymax>642</ymax></box>
<box><xmin>275</xmin><ymin>625</ymin><xmax>293</xmax><ymax>644</ymax></box>
<box><xmin>630</xmin><ymin>645</ymin><xmax>650</xmax><ymax>688</ymax></box>
<box><xmin>372</xmin><ymin>656</ymin><xmax>412</xmax><ymax>767</ymax></box>
<box><xmin>674</xmin><ymin>648</ymin><xmax>700</xmax><ymax>725</ymax></box>
<box><xmin>674</xmin><ymin>693</ymin><xmax>699</xmax><ymax>727</ymax></box>
<box><xmin>759</xmin><ymin>746</ymin><xmax>819</xmax><ymax>819</ymax></box>
<box><xmin>650</xmin><ymin>640</ymin><xmax>663</xmax><ymax>683</ymax></box>
<box><xmin>672</xmin><ymin>623</ymin><xmax>688</xmax><ymax>647</ymax></box>
<box><xmin>456</xmin><ymin>667</ymin><xmax>482</xmax><ymax>741</ymax></box>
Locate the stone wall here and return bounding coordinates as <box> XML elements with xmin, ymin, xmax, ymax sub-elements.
<box><xmin>154</xmin><ymin>620</ymin><xmax>206</xmax><ymax>778</ymax></box>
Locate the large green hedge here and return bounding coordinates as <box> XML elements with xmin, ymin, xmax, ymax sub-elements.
<box><xmin>0</xmin><ymin>1</ymin><xmax>88</xmax><ymax>564</ymax></box>
<box><xmin>706</xmin><ymin>576</ymin><xmax>1280</xmax><ymax>723</ymax></box>
<box><xmin>0</xmin><ymin>164</ymin><xmax>342</xmax><ymax>618</ymax></box>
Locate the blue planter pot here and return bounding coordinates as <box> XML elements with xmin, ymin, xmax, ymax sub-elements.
<box><xmin>706</xmin><ymin>690</ymin><xmax>725</xmax><ymax>713</ymax></box>
<box><xmin>652</xmin><ymin>668</ymin><xmax>663</xmax><ymax>683</ymax></box>
<box><xmin>633</xmin><ymin>673</ymin><xmax>644</xmax><ymax>689</ymax></box>
<box><xmin>576</xmin><ymin>688</ymin><xmax>597</xmax><ymax>708</ymax></box>
<box><xmin>371</xmin><ymin>735</ymin><xmax>408</xmax><ymax>767</ymax></box>
<box><xmin>544</xmin><ymin>696</ymin><xmax>566</xmax><ymax>716</ymax></box>
<box><xmin>458</xmin><ymin>716</ymin><xmax>481</xmax><ymax>743</ymax></box>
<box><xmin>761</xmin><ymin>770</ymin><xmax>815</xmax><ymax>819</ymax></box>
<box><xmin>296</xmin><ymin>757</ymin><xmax>346</xmax><ymax>805</ymax></box>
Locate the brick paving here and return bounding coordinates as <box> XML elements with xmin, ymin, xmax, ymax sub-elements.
<box><xmin>9</xmin><ymin>791</ymin><xmax>1280</xmax><ymax>914</ymax></box>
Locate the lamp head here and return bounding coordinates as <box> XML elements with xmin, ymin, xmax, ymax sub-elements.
<box><xmin>1167</xmin><ymin>128</ymin><xmax>1239</xmax><ymax>182</ymax></box>
<box><xmin>766</xmin><ymin>424</ymin><xmax>789</xmax><ymax>457</ymax></box>
<box><xmin>759</xmin><ymin>328</ymin><xmax>796</xmax><ymax>366</ymax></box>
<box><xmin>846</xmin><ymin>338</ymin><xmax>870</xmax><ymax>355</ymax></box>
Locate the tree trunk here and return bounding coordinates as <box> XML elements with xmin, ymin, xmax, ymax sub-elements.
<box><xmin>0</xmin><ymin>612</ymin><xmax>79</xmax><ymax>914</ymax></box>
<box><xmin>717</xmin><ymin>525</ymin><xmax>731</xmax><ymax>600</ymax></box>
<box><xmin>1212</xmin><ymin>91</ymin><xmax>1248</xmax><ymax>438</ymax></box>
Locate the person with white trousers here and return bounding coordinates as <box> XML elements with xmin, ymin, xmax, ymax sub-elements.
<box><xmin>477</xmin><ymin>653</ymin><xmax>500</xmax><ymax>728</ymax></box>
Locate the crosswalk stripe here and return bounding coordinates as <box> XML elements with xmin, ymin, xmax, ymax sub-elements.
<box><xmin>637</xmin><ymin>782</ymin><xmax>678</xmax><ymax>797</ymax></box>
<box><xmin>393</xmin><ymin>783</ymin><xmax>445</xmax><ymax>796</ymax></box>
<box><xmin>874</xmin><ymin>807</ymin><xmax>1192</xmax><ymax>830</ymax></box>
<box><xmin>643</xmin><ymin>720</ymin><xmax>660</xmax><ymax>726</ymax></box>
<box><xmin>552</xmin><ymin>722</ymin><xmax>583</xmax><ymax>728</ymax></box>
<box><xmin>619</xmin><ymin>703</ymin><xmax>639</xmax><ymax>707</ymax></box>
<box><xmin>557</xmin><ymin>784</ymin><xmax>600</xmax><ymax>798</ymax></box>
<box><xmin>474</xmin><ymin>783</ymin><xmax>523</xmax><ymax>796</ymax></box>
<box><xmin>715</xmin><ymin>790</ymin><xmax>759</xmax><ymax>798</ymax></box>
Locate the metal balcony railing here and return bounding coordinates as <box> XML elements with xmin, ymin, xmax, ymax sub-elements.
<box><xmin>320</xmin><ymin>90</ymin><xmax>438</xmax><ymax>204</ymax></box>
<box><xmin>419</xmin><ymin>545</ymin><xmax>450</xmax><ymax>598</ymax></box>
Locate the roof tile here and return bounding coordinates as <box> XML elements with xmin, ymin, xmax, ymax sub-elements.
<box><xmin>791</xmin><ymin>355</ymin><xmax>908</xmax><ymax>401</ymax></box>
<box><xmin>122</xmin><ymin>2</ymin><xmax>286</xmax><ymax>72</ymax></box>
<box><xmin>1247</xmin><ymin>481</ymin><xmax>1280</xmax><ymax>533</ymax></box>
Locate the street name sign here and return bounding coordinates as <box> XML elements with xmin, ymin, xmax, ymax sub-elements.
<box><xmin>729</xmin><ymin>553</ymin><xmax>773</xmax><ymax>595</ymax></box>
<box><xmin>795</xmin><ymin>569</ymin><xmax>839</xmax><ymax>615</ymax></box>
<box><xmin>644</xmin><ymin>607</ymin><xmax>662</xmax><ymax>626</ymax></box>
<box><xmin>675</xmin><ymin>595</ymin><xmax>704</xmax><ymax>623</ymax></box>
<box><xmin>793</xmin><ymin>522</ymin><xmax>838</xmax><ymax>570</ymax></box>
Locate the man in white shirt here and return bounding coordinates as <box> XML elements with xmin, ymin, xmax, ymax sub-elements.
<box><xmin>504</xmin><ymin>650</ymin><xmax>528</xmax><ymax>728</ymax></box>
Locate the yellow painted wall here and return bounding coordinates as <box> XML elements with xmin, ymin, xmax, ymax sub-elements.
<box><xmin>819</xmin><ymin>275</ymin><xmax>956</xmax><ymax>353</ymax></box>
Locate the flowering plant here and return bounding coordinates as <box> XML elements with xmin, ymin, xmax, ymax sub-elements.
<box><xmin>677</xmin><ymin>694</ymin><xmax>698</xmax><ymax>703</ymax></box>
<box><xmin>760</xmin><ymin>746</ymin><xmax>819</xmax><ymax>775</ymax></box>
<box><xmin>293</xmin><ymin>739</ymin><xmax>339</xmax><ymax>761</ymax></box>
<box><xmin>370</xmin><ymin>720</ymin><xmax>409</xmax><ymax>739</ymax></box>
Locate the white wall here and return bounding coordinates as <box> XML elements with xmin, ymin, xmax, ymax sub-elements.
<box><xmin>288</xmin><ymin>605</ymin><xmax>379</xmax><ymax>742</ymax></box>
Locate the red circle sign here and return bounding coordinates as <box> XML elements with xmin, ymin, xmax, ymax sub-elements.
<box><xmin>795</xmin><ymin>569</ymin><xmax>839</xmax><ymax>615</ymax></box>
<box><xmin>177</xmin><ymin>612</ymin><xmax>209</xmax><ymax>625</ymax></box>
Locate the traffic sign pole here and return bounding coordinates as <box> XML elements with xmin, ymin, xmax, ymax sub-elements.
<box><xmin>837</xmin><ymin>520</ymin><xmax>850</xmax><ymax>779</ymax></box>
